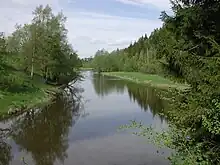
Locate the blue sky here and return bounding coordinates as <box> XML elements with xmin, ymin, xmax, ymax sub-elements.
<box><xmin>1</xmin><ymin>0</ymin><xmax>171</xmax><ymax>58</ymax></box>
<box><xmin>67</xmin><ymin>0</ymin><xmax>162</xmax><ymax>20</ymax></box>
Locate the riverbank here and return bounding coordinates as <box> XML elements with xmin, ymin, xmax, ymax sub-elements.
<box><xmin>79</xmin><ymin>67</ymin><xmax>94</xmax><ymax>71</ymax></box>
<box><xmin>0</xmin><ymin>84</ymin><xmax>61</xmax><ymax>119</ymax></box>
<box><xmin>102</xmin><ymin>72</ymin><xmax>189</xmax><ymax>90</ymax></box>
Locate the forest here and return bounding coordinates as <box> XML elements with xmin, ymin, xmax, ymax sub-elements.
<box><xmin>0</xmin><ymin>5</ymin><xmax>81</xmax><ymax>115</ymax></box>
<box><xmin>82</xmin><ymin>0</ymin><xmax>220</xmax><ymax>164</ymax></box>
<box><xmin>1</xmin><ymin>0</ymin><xmax>220</xmax><ymax>164</ymax></box>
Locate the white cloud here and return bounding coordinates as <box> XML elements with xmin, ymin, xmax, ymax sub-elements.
<box><xmin>0</xmin><ymin>0</ymin><xmax>163</xmax><ymax>58</ymax></box>
<box><xmin>66</xmin><ymin>11</ymin><xmax>162</xmax><ymax>57</ymax></box>
<box><xmin>115</xmin><ymin>0</ymin><xmax>171</xmax><ymax>11</ymax></box>
<box><xmin>0</xmin><ymin>0</ymin><xmax>61</xmax><ymax>34</ymax></box>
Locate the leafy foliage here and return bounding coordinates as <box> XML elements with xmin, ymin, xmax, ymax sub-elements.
<box><xmin>0</xmin><ymin>5</ymin><xmax>80</xmax><ymax>92</ymax></box>
<box><xmin>0</xmin><ymin>5</ymin><xmax>81</xmax><ymax>114</ymax></box>
<box><xmin>82</xmin><ymin>36</ymin><xmax>166</xmax><ymax>75</ymax></box>
<box><xmin>81</xmin><ymin>0</ymin><xmax>220</xmax><ymax>164</ymax></box>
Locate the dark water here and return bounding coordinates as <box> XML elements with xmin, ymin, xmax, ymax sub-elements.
<box><xmin>0</xmin><ymin>71</ymin><xmax>170</xmax><ymax>165</ymax></box>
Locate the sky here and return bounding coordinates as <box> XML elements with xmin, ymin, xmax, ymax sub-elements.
<box><xmin>0</xmin><ymin>0</ymin><xmax>171</xmax><ymax>58</ymax></box>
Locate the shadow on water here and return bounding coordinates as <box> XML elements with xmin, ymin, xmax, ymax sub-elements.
<box><xmin>0</xmin><ymin>72</ymin><xmax>170</xmax><ymax>165</ymax></box>
<box><xmin>92</xmin><ymin>73</ymin><xmax>167</xmax><ymax>122</ymax></box>
<box><xmin>0</xmin><ymin>85</ymin><xmax>83</xmax><ymax>165</ymax></box>
<box><xmin>0</xmin><ymin>128</ymin><xmax>12</xmax><ymax>165</ymax></box>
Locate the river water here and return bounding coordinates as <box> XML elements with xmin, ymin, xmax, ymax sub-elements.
<box><xmin>0</xmin><ymin>71</ymin><xmax>170</xmax><ymax>165</ymax></box>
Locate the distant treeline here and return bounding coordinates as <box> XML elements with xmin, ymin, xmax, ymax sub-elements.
<box><xmin>81</xmin><ymin>28</ymin><xmax>184</xmax><ymax>79</ymax></box>
<box><xmin>82</xmin><ymin>0</ymin><xmax>220</xmax><ymax>164</ymax></box>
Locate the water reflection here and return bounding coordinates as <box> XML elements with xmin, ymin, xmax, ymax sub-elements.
<box><xmin>92</xmin><ymin>74</ymin><xmax>126</xmax><ymax>97</ymax></box>
<box><xmin>0</xmin><ymin>88</ymin><xmax>82</xmax><ymax>165</ymax></box>
<box><xmin>0</xmin><ymin>72</ymin><xmax>170</xmax><ymax>165</ymax></box>
<box><xmin>92</xmin><ymin>73</ymin><xmax>167</xmax><ymax>121</ymax></box>
<box><xmin>0</xmin><ymin>129</ymin><xmax>12</xmax><ymax>165</ymax></box>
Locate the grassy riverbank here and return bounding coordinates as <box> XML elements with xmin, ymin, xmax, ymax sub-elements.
<box><xmin>102</xmin><ymin>72</ymin><xmax>189</xmax><ymax>90</ymax></box>
<box><xmin>0</xmin><ymin>72</ymin><xmax>61</xmax><ymax>118</ymax></box>
<box><xmin>79</xmin><ymin>67</ymin><xmax>94</xmax><ymax>71</ymax></box>
<box><xmin>0</xmin><ymin>5</ymin><xmax>82</xmax><ymax>118</ymax></box>
<box><xmin>0</xmin><ymin>89</ymin><xmax>50</xmax><ymax>114</ymax></box>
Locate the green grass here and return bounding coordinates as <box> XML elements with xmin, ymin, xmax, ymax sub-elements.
<box><xmin>79</xmin><ymin>67</ymin><xmax>94</xmax><ymax>71</ymax></box>
<box><xmin>0</xmin><ymin>70</ymin><xmax>60</xmax><ymax>117</ymax></box>
<box><xmin>0</xmin><ymin>84</ymin><xmax>59</xmax><ymax>117</ymax></box>
<box><xmin>0</xmin><ymin>55</ymin><xmax>62</xmax><ymax>118</ymax></box>
<box><xmin>0</xmin><ymin>90</ymin><xmax>47</xmax><ymax>113</ymax></box>
<box><xmin>102</xmin><ymin>72</ymin><xmax>190</xmax><ymax>90</ymax></box>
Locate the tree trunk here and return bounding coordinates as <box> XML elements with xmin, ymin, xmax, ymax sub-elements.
<box><xmin>147</xmin><ymin>48</ymin><xmax>149</xmax><ymax>65</ymax></box>
<box><xmin>30</xmin><ymin>56</ymin><xmax>34</xmax><ymax>79</ymax></box>
<box><xmin>43</xmin><ymin>65</ymin><xmax>48</xmax><ymax>82</ymax></box>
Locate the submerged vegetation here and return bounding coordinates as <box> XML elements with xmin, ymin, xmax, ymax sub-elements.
<box><xmin>0</xmin><ymin>5</ymin><xmax>81</xmax><ymax>116</ymax></box>
<box><xmin>82</xmin><ymin>0</ymin><xmax>220</xmax><ymax>164</ymax></box>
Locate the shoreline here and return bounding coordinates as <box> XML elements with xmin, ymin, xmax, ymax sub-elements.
<box><xmin>0</xmin><ymin>85</ymin><xmax>63</xmax><ymax>120</ymax></box>
<box><xmin>101</xmin><ymin>72</ymin><xmax>190</xmax><ymax>91</ymax></box>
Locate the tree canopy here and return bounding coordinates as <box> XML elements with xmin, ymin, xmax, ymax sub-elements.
<box><xmin>82</xmin><ymin>0</ymin><xmax>220</xmax><ymax>164</ymax></box>
<box><xmin>0</xmin><ymin>5</ymin><xmax>81</xmax><ymax>92</ymax></box>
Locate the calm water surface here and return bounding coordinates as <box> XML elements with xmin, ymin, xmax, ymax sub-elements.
<box><xmin>0</xmin><ymin>71</ymin><xmax>170</xmax><ymax>165</ymax></box>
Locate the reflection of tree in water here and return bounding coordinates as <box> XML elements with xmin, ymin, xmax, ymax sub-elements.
<box><xmin>10</xmin><ymin>91</ymin><xmax>82</xmax><ymax>165</ymax></box>
<box><xmin>0</xmin><ymin>129</ymin><xmax>12</xmax><ymax>165</ymax></box>
<box><xmin>92</xmin><ymin>74</ymin><xmax>125</xmax><ymax>96</ymax></box>
<box><xmin>92</xmin><ymin>74</ymin><xmax>167</xmax><ymax>121</ymax></box>
<box><xmin>127</xmin><ymin>84</ymin><xmax>165</xmax><ymax>115</ymax></box>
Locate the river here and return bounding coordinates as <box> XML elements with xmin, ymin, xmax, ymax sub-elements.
<box><xmin>0</xmin><ymin>71</ymin><xmax>171</xmax><ymax>165</ymax></box>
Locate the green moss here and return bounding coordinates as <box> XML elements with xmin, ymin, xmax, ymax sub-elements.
<box><xmin>102</xmin><ymin>72</ymin><xmax>190</xmax><ymax>91</ymax></box>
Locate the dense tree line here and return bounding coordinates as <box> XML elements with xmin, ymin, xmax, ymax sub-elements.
<box><xmin>0</xmin><ymin>5</ymin><xmax>81</xmax><ymax>92</ymax></box>
<box><xmin>83</xmin><ymin>34</ymin><xmax>166</xmax><ymax>74</ymax></box>
<box><xmin>162</xmin><ymin>1</ymin><xmax>220</xmax><ymax>164</ymax></box>
<box><xmin>83</xmin><ymin>0</ymin><xmax>220</xmax><ymax>164</ymax></box>
<box><xmin>81</xmin><ymin>56</ymin><xmax>93</xmax><ymax>68</ymax></box>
